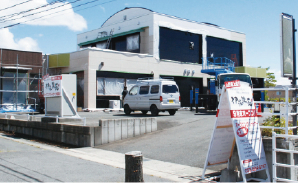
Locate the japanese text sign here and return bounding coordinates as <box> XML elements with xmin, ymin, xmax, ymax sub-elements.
<box><xmin>43</xmin><ymin>75</ymin><xmax>62</xmax><ymax>97</ymax></box>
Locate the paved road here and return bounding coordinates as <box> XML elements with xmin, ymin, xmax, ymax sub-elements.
<box><xmin>0</xmin><ymin>134</ymin><xmax>171</xmax><ymax>182</ymax></box>
<box><xmin>88</xmin><ymin>110</ymin><xmax>220</xmax><ymax>170</ymax></box>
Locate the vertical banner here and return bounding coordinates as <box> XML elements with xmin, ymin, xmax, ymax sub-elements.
<box><xmin>43</xmin><ymin>75</ymin><xmax>62</xmax><ymax>97</ymax></box>
<box><xmin>203</xmin><ymin>80</ymin><xmax>269</xmax><ymax>181</ymax></box>
<box><xmin>281</xmin><ymin>13</ymin><xmax>294</xmax><ymax>77</ymax></box>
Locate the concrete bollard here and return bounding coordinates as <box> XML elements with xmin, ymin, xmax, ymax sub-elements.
<box><xmin>125</xmin><ymin>151</ymin><xmax>144</xmax><ymax>182</ymax></box>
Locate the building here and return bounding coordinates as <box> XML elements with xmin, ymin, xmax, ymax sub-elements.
<box><xmin>0</xmin><ymin>48</ymin><xmax>44</xmax><ymax>111</ymax></box>
<box><xmin>47</xmin><ymin>7</ymin><xmax>266</xmax><ymax>109</ymax></box>
<box><xmin>267</xmin><ymin>85</ymin><xmax>295</xmax><ymax>99</ymax></box>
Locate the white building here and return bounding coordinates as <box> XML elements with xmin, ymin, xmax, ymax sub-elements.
<box><xmin>47</xmin><ymin>7</ymin><xmax>266</xmax><ymax>109</ymax></box>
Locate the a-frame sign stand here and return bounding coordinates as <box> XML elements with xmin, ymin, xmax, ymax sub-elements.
<box><xmin>202</xmin><ymin>80</ymin><xmax>270</xmax><ymax>182</ymax></box>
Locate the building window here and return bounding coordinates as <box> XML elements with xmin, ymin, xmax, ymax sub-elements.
<box><xmin>127</xmin><ymin>34</ymin><xmax>139</xmax><ymax>51</ymax></box>
<box><xmin>159</xmin><ymin>27</ymin><xmax>202</xmax><ymax>63</ymax></box>
<box><xmin>276</xmin><ymin>91</ymin><xmax>282</xmax><ymax>95</ymax></box>
<box><xmin>207</xmin><ymin>36</ymin><xmax>243</xmax><ymax>66</ymax></box>
<box><xmin>96</xmin><ymin>42</ymin><xmax>107</xmax><ymax>49</ymax></box>
<box><xmin>97</xmin><ymin>77</ymin><xmax>137</xmax><ymax>96</ymax></box>
<box><xmin>97</xmin><ymin>77</ymin><xmax>125</xmax><ymax>95</ymax></box>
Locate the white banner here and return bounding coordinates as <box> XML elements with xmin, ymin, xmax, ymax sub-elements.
<box><xmin>226</xmin><ymin>80</ymin><xmax>267</xmax><ymax>174</ymax></box>
<box><xmin>44</xmin><ymin>75</ymin><xmax>62</xmax><ymax>97</ymax></box>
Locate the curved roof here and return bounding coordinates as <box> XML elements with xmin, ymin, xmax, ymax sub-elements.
<box><xmin>101</xmin><ymin>7</ymin><xmax>153</xmax><ymax>27</ymax></box>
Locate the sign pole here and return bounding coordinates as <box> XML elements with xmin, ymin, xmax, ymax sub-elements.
<box><xmin>292</xmin><ymin>18</ymin><xmax>297</xmax><ymax>135</ymax></box>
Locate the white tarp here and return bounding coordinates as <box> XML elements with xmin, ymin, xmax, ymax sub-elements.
<box><xmin>97</xmin><ymin>77</ymin><xmax>125</xmax><ymax>95</ymax></box>
<box><xmin>127</xmin><ymin>34</ymin><xmax>139</xmax><ymax>51</ymax></box>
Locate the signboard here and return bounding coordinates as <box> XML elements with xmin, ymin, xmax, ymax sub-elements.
<box><xmin>202</xmin><ymin>80</ymin><xmax>269</xmax><ymax>181</ymax></box>
<box><xmin>43</xmin><ymin>75</ymin><xmax>62</xmax><ymax>97</ymax></box>
<box><xmin>281</xmin><ymin>13</ymin><xmax>294</xmax><ymax>77</ymax></box>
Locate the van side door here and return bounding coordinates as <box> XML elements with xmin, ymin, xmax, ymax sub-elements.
<box><xmin>125</xmin><ymin>85</ymin><xmax>139</xmax><ymax>109</ymax></box>
<box><xmin>138</xmin><ymin>85</ymin><xmax>150</xmax><ymax>110</ymax></box>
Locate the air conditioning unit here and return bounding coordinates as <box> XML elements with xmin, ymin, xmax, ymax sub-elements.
<box><xmin>109</xmin><ymin>100</ymin><xmax>120</xmax><ymax>109</ymax></box>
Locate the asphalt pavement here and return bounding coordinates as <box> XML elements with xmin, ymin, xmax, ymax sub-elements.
<box><xmin>0</xmin><ymin>109</ymin><xmax>221</xmax><ymax>182</ymax></box>
<box><xmin>0</xmin><ymin>134</ymin><xmax>173</xmax><ymax>182</ymax></box>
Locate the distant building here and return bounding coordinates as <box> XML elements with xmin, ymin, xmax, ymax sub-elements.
<box><xmin>0</xmin><ymin>48</ymin><xmax>43</xmax><ymax>111</ymax></box>
<box><xmin>47</xmin><ymin>7</ymin><xmax>266</xmax><ymax>109</ymax></box>
<box><xmin>267</xmin><ymin>85</ymin><xmax>295</xmax><ymax>99</ymax></box>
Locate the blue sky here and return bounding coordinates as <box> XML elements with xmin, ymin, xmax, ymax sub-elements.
<box><xmin>0</xmin><ymin>0</ymin><xmax>297</xmax><ymax>85</ymax></box>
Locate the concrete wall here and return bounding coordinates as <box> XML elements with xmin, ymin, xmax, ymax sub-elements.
<box><xmin>0</xmin><ymin>117</ymin><xmax>157</xmax><ymax>147</ymax></box>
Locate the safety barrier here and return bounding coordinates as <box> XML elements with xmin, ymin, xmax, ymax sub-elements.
<box><xmin>253</xmin><ymin>86</ymin><xmax>298</xmax><ymax>135</ymax></box>
<box><xmin>272</xmin><ymin>132</ymin><xmax>298</xmax><ymax>182</ymax></box>
<box><xmin>254</xmin><ymin>86</ymin><xmax>298</xmax><ymax>181</ymax></box>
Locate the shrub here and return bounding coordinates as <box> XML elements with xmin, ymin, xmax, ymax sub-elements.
<box><xmin>261</xmin><ymin>115</ymin><xmax>293</xmax><ymax>137</ymax></box>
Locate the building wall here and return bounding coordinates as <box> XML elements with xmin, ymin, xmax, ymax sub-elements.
<box><xmin>59</xmin><ymin>48</ymin><xmax>211</xmax><ymax>109</ymax></box>
<box><xmin>77</xmin><ymin>8</ymin><xmax>246</xmax><ymax>64</ymax></box>
<box><xmin>0</xmin><ymin>48</ymin><xmax>43</xmax><ymax>73</ymax></box>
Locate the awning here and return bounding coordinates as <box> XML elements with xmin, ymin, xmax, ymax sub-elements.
<box><xmin>2</xmin><ymin>66</ymin><xmax>32</xmax><ymax>70</ymax></box>
<box><xmin>78</xmin><ymin>28</ymin><xmax>145</xmax><ymax>47</ymax></box>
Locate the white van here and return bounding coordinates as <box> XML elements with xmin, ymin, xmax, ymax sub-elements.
<box><xmin>123</xmin><ymin>78</ymin><xmax>180</xmax><ymax>116</ymax></box>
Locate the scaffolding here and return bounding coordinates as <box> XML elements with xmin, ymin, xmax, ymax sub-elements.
<box><xmin>0</xmin><ymin>52</ymin><xmax>45</xmax><ymax>113</ymax></box>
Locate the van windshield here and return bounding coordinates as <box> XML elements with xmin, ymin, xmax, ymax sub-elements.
<box><xmin>162</xmin><ymin>85</ymin><xmax>178</xmax><ymax>93</ymax></box>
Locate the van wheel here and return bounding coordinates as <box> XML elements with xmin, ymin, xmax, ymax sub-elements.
<box><xmin>124</xmin><ymin>105</ymin><xmax>131</xmax><ymax>115</ymax></box>
<box><xmin>168</xmin><ymin>110</ymin><xmax>176</xmax><ymax>115</ymax></box>
<box><xmin>150</xmin><ymin>105</ymin><xmax>159</xmax><ymax>116</ymax></box>
<box><xmin>141</xmin><ymin>110</ymin><xmax>148</xmax><ymax>115</ymax></box>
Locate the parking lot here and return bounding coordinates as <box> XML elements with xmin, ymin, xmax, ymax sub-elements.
<box><xmin>78</xmin><ymin>109</ymin><xmax>221</xmax><ymax>171</ymax></box>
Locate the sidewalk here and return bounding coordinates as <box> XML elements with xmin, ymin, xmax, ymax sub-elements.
<box><xmin>0</xmin><ymin>133</ymin><xmax>216</xmax><ymax>182</ymax></box>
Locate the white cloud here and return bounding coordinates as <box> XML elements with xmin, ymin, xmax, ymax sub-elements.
<box><xmin>268</xmin><ymin>69</ymin><xmax>291</xmax><ymax>86</ymax></box>
<box><xmin>0</xmin><ymin>28</ymin><xmax>40</xmax><ymax>51</ymax></box>
<box><xmin>99</xmin><ymin>5</ymin><xmax>106</xmax><ymax>13</ymax></box>
<box><xmin>0</xmin><ymin>0</ymin><xmax>87</xmax><ymax>31</ymax></box>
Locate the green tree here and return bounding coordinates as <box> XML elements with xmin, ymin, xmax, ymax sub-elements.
<box><xmin>264</xmin><ymin>67</ymin><xmax>277</xmax><ymax>88</ymax></box>
<box><xmin>258</xmin><ymin>67</ymin><xmax>277</xmax><ymax>100</ymax></box>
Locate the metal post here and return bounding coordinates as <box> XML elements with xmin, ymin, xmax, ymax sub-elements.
<box><xmin>285</xmin><ymin>86</ymin><xmax>289</xmax><ymax>136</ymax></box>
<box><xmin>16</xmin><ymin>55</ymin><xmax>18</xmax><ymax>111</ymax></box>
<box><xmin>272</xmin><ymin>132</ymin><xmax>277</xmax><ymax>183</ymax></box>
<box><xmin>0</xmin><ymin>49</ymin><xmax>2</xmax><ymax>104</ymax></box>
<box><xmin>56</xmin><ymin>116</ymin><xmax>58</xmax><ymax>123</ymax></box>
<box><xmin>292</xmin><ymin>18</ymin><xmax>297</xmax><ymax>135</ymax></box>
<box><xmin>83</xmin><ymin>117</ymin><xmax>86</xmax><ymax>126</ymax></box>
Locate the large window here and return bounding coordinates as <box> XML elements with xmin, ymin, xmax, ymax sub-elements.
<box><xmin>207</xmin><ymin>36</ymin><xmax>243</xmax><ymax>66</ymax></box>
<box><xmin>159</xmin><ymin>27</ymin><xmax>202</xmax><ymax>63</ymax></box>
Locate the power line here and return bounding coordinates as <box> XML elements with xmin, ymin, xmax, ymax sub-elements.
<box><xmin>0</xmin><ymin>0</ymin><xmax>34</xmax><ymax>12</ymax></box>
<box><xmin>0</xmin><ymin>0</ymin><xmax>116</xmax><ymax>29</ymax></box>
<box><xmin>0</xmin><ymin>0</ymin><xmax>66</xmax><ymax>20</ymax></box>
<box><xmin>0</xmin><ymin>0</ymin><xmax>78</xmax><ymax>23</ymax></box>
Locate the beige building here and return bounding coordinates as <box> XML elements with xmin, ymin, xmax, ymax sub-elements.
<box><xmin>47</xmin><ymin>8</ymin><xmax>266</xmax><ymax>110</ymax></box>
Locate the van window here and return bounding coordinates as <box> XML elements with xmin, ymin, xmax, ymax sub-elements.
<box><xmin>139</xmin><ymin>86</ymin><xmax>149</xmax><ymax>94</ymax></box>
<box><xmin>129</xmin><ymin>86</ymin><xmax>139</xmax><ymax>95</ymax></box>
<box><xmin>162</xmin><ymin>85</ymin><xmax>178</xmax><ymax>93</ymax></box>
<box><xmin>150</xmin><ymin>85</ymin><xmax>159</xmax><ymax>94</ymax></box>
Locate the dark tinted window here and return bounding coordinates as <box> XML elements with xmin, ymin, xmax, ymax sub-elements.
<box><xmin>139</xmin><ymin>86</ymin><xmax>149</xmax><ymax>94</ymax></box>
<box><xmin>207</xmin><ymin>36</ymin><xmax>243</xmax><ymax>66</ymax></box>
<box><xmin>150</xmin><ymin>85</ymin><xmax>159</xmax><ymax>94</ymax></box>
<box><xmin>162</xmin><ymin>85</ymin><xmax>178</xmax><ymax>93</ymax></box>
<box><xmin>159</xmin><ymin>27</ymin><xmax>202</xmax><ymax>63</ymax></box>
